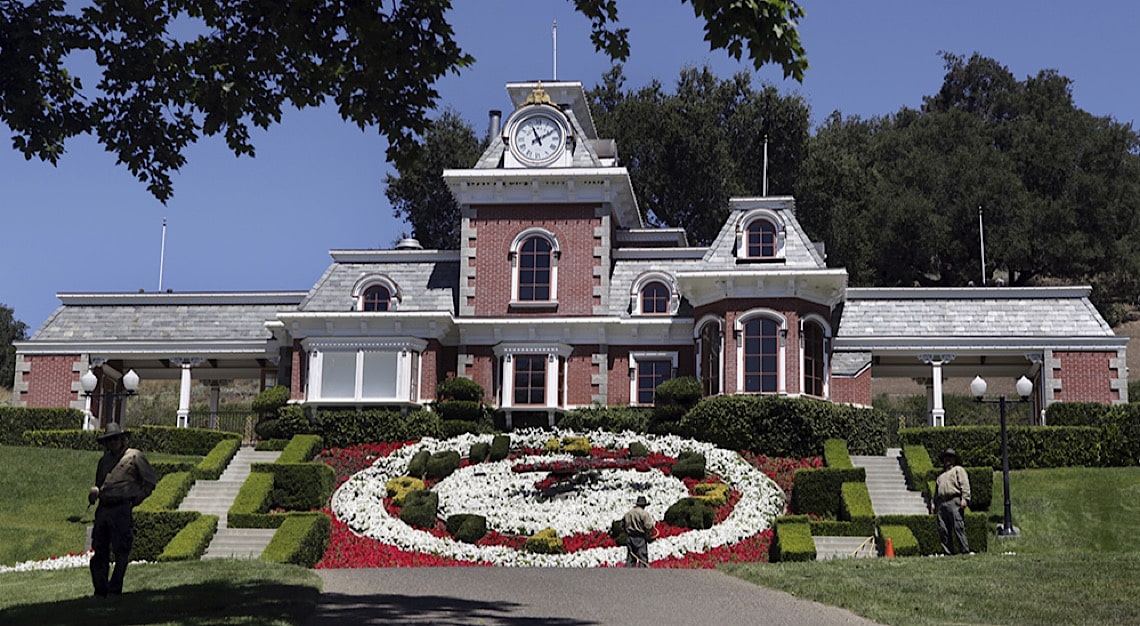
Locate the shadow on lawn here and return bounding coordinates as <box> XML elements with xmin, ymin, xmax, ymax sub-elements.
<box><xmin>305</xmin><ymin>592</ymin><xmax>598</xmax><ymax>626</ymax></box>
<box><xmin>0</xmin><ymin>580</ymin><xmax>320</xmax><ymax>626</ymax></box>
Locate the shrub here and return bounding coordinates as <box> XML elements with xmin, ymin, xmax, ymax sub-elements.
<box><xmin>435</xmin><ymin>400</ymin><xmax>484</xmax><ymax>422</ymax></box>
<box><xmin>524</xmin><ymin>528</ymin><xmax>565</xmax><ymax>554</ymax></box>
<box><xmin>385</xmin><ymin>476</ymin><xmax>425</xmax><ymax>506</ymax></box>
<box><xmin>790</xmin><ymin>467</ymin><xmax>866</xmax><ymax>517</ymax></box>
<box><xmin>131</xmin><ymin>510</ymin><xmax>202</xmax><ymax>561</ymax></box>
<box><xmin>157</xmin><ymin>514</ymin><xmax>218</xmax><ymax>562</ymax></box>
<box><xmin>277</xmin><ymin>434</ymin><xmax>323</xmax><ymax>463</ymax></box>
<box><xmin>692</xmin><ymin>482</ymin><xmax>729</xmax><ymax>506</ymax></box>
<box><xmin>228</xmin><ymin>472</ymin><xmax>277</xmax><ymax>529</ymax></box>
<box><xmin>400</xmin><ymin>490</ymin><xmax>439</xmax><ymax>529</ymax></box>
<box><xmin>771</xmin><ymin>517</ymin><xmax>815</xmax><ymax>562</ymax></box>
<box><xmin>437</xmin><ymin>376</ymin><xmax>484</xmax><ymax>402</ymax></box>
<box><xmin>877</xmin><ymin>524</ymin><xmax>920</xmax><ymax>557</ymax></box>
<box><xmin>823</xmin><ymin>439</ymin><xmax>853</xmax><ymax>468</ymax></box>
<box><xmin>1047</xmin><ymin>402</ymin><xmax>1140</xmax><ymax>467</ymax></box>
<box><xmin>407</xmin><ymin>450</ymin><xmax>431</xmax><ymax>478</ymax></box>
<box><xmin>251</xmin><ymin>461</ymin><xmax>336</xmax><ymax>511</ymax></box>
<box><xmin>254</xmin><ymin>418</ymin><xmax>283</xmax><ymax>440</ymax></box>
<box><xmin>628</xmin><ymin>441</ymin><xmax>649</xmax><ymax>458</ymax></box>
<box><xmin>671</xmin><ymin>452</ymin><xmax>706</xmax><ymax>480</ymax></box>
<box><xmin>839</xmin><ymin>482</ymin><xmax>874</xmax><ymax>534</ymax></box>
<box><xmin>446</xmin><ymin>514</ymin><xmax>488</xmax><ymax>544</ymax></box>
<box><xmin>261</xmin><ymin>512</ymin><xmax>331</xmax><ymax>568</ymax></box>
<box><xmin>22</xmin><ymin>425</ymin><xmax>239</xmax><ymax>455</ymax></box>
<box><xmin>901</xmin><ymin>444</ymin><xmax>934</xmax><ymax>489</ymax></box>
<box><xmin>194</xmin><ymin>438</ymin><xmax>241</xmax><ymax>480</ymax></box>
<box><xmin>277</xmin><ymin>405</ymin><xmax>318</xmax><ymax>438</ymax></box>
<box><xmin>876</xmin><ymin>513</ymin><xmax>989</xmax><ymax>555</ymax></box>
<box><xmin>404</xmin><ymin>409</ymin><xmax>444</xmax><ymax>439</ymax></box>
<box><xmin>489</xmin><ymin>435</ymin><xmax>511</xmax><ymax>461</ymax></box>
<box><xmin>252</xmin><ymin>385</ymin><xmax>290</xmax><ymax>417</ymax></box>
<box><xmin>440</xmin><ymin>419</ymin><xmax>487</xmax><ymax>438</ymax></box>
<box><xmin>468</xmin><ymin>442</ymin><xmax>490</xmax><ymax>463</ymax></box>
<box><xmin>138</xmin><ymin>471</ymin><xmax>196</xmax><ymax>511</ymax></box>
<box><xmin>664</xmin><ymin>497</ymin><xmax>714</xmax><ymax>530</ymax></box>
<box><xmin>424</xmin><ymin>450</ymin><xmax>461</xmax><ymax>480</ymax></box>
<box><xmin>652</xmin><ymin>376</ymin><xmax>702</xmax><ymax>424</ymax></box>
<box><xmin>898</xmin><ymin>425</ymin><xmax>1102</xmax><ymax>469</ymax></box>
<box><xmin>0</xmin><ymin>407</ymin><xmax>83</xmax><ymax>445</ymax></box>
<box><xmin>562</xmin><ymin>436</ymin><xmax>591</xmax><ymax>456</ymax></box>
<box><xmin>559</xmin><ymin>405</ymin><xmax>651</xmax><ymax>433</ymax></box>
<box><xmin>966</xmin><ymin>467</ymin><xmax>994</xmax><ymax>511</ymax></box>
<box><xmin>255</xmin><ymin>438</ymin><xmax>291</xmax><ymax>451</ymax></box>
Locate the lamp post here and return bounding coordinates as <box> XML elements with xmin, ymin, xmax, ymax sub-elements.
<box><xmin>80</xmin><ymin>368</ymin><xmax>140</xmax><ymax>430</ymax></box>
<box><xmin>970</xmin><ymin>374</ymin><xmax>1033</xmax><ymax>537</ymax></box>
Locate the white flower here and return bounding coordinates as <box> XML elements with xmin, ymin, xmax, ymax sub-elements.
<box><xmin>331</xmin><ymin>429</ymin><xmax>786</xmax><ymax>567</ymax></box>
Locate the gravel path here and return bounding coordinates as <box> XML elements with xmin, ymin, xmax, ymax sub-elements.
<box><xmin>305</xmin><ymin>567</ymin><xmax>882</xmax><ymax>625</ymax></box>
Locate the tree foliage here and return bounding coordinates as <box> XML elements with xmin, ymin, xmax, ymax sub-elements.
<box><xmin>0</xmin><ymin>304</ymin><xmax>28</xmax><ymax>390</ymax></box>
<box><xmin>0</xmin><ymin>0</ymin><xmax>807</xmax><ymax>202</ymax></box>
<box><xmin>384</xmin><ymin>110</ymin><xmax>486</xmax><ymax>250</ymax></box>
<box><xmin>588</xmin><ymin>65</ymin><xmax>810</xmax><ymax>244</ymax></box>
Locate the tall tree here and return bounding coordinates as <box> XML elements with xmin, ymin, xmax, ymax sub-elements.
<box><xmin>385</xmin><ymin>109</ymin><xmax>486</xmax><ymax>250</ymax></box>
<box><xmin>589</xmin><ymin>65</ymin><xmax>809</xmax><ymax>245</ymax></box>
<box><xmin>0</xmin><ymin>304</ymin><xmax>27</xmax><ymax>390</ymax></box>
<box><xmin>0</xmin><ymin>0</ymin><xmax>808</xmax><ymax>202</ymax></box>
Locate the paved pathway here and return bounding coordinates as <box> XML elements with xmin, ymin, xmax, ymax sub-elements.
<box><xmin>305</xmin><ymin>568</ymin><xmax>883</xmax><ymax>626</ymax></box>
<box><xmin>177</xmin><ymin>446</ymin><xmax>281</xmax><ymax>558</ymax></box>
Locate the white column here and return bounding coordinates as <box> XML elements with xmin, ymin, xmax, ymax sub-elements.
<box><xmin>177</xmin><ymin>362</ymin><xmax>192</xmax><ymax>428</ymax></box>
<box><xmin>546</xmin><ymin>354</ymin><xmax>559</xmax><ymax>427</ymax></box>
<box><xmin>930</xmin><ymin>360</ymin><xmax>945</xmax><ymax>427</ymax></box>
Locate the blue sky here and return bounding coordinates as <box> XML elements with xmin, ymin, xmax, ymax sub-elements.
<box><xmin>3</xmin><ymin>1</ymin><xmax>1138</xmax><ymax>330</ymax></box>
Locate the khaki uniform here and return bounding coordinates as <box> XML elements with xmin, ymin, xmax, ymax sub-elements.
<box><xmin>622</xmin><ymin>506</ymin><xmax>656</xmax><ymax>567</ymax></box>
<box><xmin>91</xmin><ymin>446</ymin><xmax>157</xmax><ymax>596</ymax></box>
<box><xmin>934</xmin><ymin>464</ymin><xmax>971</xmax><ymax>554</ymax></box>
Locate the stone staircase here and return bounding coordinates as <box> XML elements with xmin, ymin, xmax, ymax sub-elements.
<box><xmin>811</xmin><ymin>448</ymin><xmax>928</xmax><ymax>560</ymax></box>
<box><xmin>178</xmin><ymin>446</ymin><xmax>281</xmax><ymax>559</ymax></box>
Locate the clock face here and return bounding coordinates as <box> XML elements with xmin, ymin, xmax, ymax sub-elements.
<box><xmin>512</xmin><ymin>114</ymin><xmax>564</xmax><ymax>164</ymax></box>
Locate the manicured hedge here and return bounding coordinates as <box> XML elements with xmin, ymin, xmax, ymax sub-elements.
<box><xmin>261</xmin><ymin>512</ymin><xmax>331</xmax><ymax>568</ymax></box>
<box><xmin>898</xmin><ymin>426</ymin><xmax>1101</xmax><ymax>469</ymax></box>
<box><xmin>157</xmin><ymin>514</ymin><xmax>218</xmax><ymax>562</ymax></box>
<box><xmin>276</xmin><ymin>434</ymin><xmax>323</xmax><ymax>463</ymax></box>
<box><xmin>407</xmin><ymin>449</ymin><xmax>431</xmax><ymax>477</ymax></box>
<box><xmin>132</xmin><ymin>510</ymin><xmax>202</xmax><ymax>561</ymax></box>
<box><xmin>823</xmin><ymin>439</ymin><xmax>853</xmax><ymax>468</ymax></box>
<box><xmin>468</xmin><ymin>442</ymin><xmax>490</xmax><ymax>463</ymax></box>
<box><xmin>558</xmin><ymin>405</ymin><xmax>651</xmax><ymax>433</ymax></box>
<box><xmin>276</xmin><ymin>405</ymin><xmax>444</xmax><ymax>447</ymax></box>
<box><xmin>400</xmin><ymin>490</ymin><xmax>439</xmax><ymax>529</ymax></box>
<box><xmin>671</xmin><ymin>452</ymin><xmax>706</xmax><ymax>480</ymax></box>
<box><xmin>435</xmin><ymin>400</ymin><xmax>484</xmax><ymax>422</ymax></box>
<box><xmin>664</xmin><ymin>497</ymin><xmax>715</xmax><ymax>530</ymax></box>
<box><xmin>876</xmin><ymin>512</ymin><xmax>989</xmax><ymax>555</ymax></box>
<box><xmin>1045</xmin><ymin>402</ymin><xmax>1140</xmax><ymax>467</ymax></box>
<box><xmin>791</xmin><ymin>467</ymin><xmax>866</xmax><ymax>516</ymax></box>
<box><xmin>840</xmin><ymin>481</ymin><xmax>875</xmax><ymax>534</ymax></box>
<box><xmin>228</xmin><ymin>472</ymin><xmax>278</xmax><ymax>529</ymax></box>
<box><xmin>489</xmin><ymin>435</ymin><xmax>511</xmax><ymax>461</ymax></box>
<box><xmin>139</xmin><ymin>471</ymin><xmax>196</xmax><ymax>511</ymax></box>
<box><xmin>194</xmin><ymin>437</ymin><xmax>241</xmax><ymax>480</ymax></box>
<box><xmin>902</xmin><ymin>444</ymin><xmax>993</xmax><ymax>511</ymax></box>
<box><xmin>22</xmin><ymin>425</ymin><xmax>239</xmax><ymax>455</ymax></box>
<box><xmin>251</xmin><ymin>461</ymin><xmax>335</xmax><ymax>511</ymax></box>
<box><xmin>770</xmin><ymin>517</ymin><xmax>816</xmax><ymax>562</ymax></box>
<box><xmin>678</xmin><ymin>395</ymin><xmax>889</xmax><ymax>457</ymax></box>
<box><xmin>651</xmin><ymin>376</ymin><xmax>702</xmax><ymax>426</ymax></box>
<box><xmin>901</xmin><ymin>444</ymin><xmax>934</xmax><ymax>491</ymax></box>
<box><xmin>436</xmin><ymin>376</ymin><xmax>484</xmax><ymax>402</ymax></box>
<box><xmin>446</xmin><ymin>514</ymin><xmax>488</xmax><ymax>544</ymax></box>
<box><xmin>877</xmin><ymin>524</ymin><xmax>920</xmax><ymax>557</ymax></box>
<box><xmin>424</xmin><ymin>450</ymin><xmax>461</xmax><ymax>480</ymax></box>
<box><xmin>0</xmin><ymin>407</ymin><xmax>82</xmax><ymax>444</ymax></box>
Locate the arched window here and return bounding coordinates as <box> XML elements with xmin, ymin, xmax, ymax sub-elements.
<box><xmin>698</xmin><ymin>320</ymin><xmax>722</xmax><ymax>396</ymax></box>
<box><xmin>746</xmin><ymin>219</ymin><xmax>778</xmax><ymax>259</ymax></box>
<box><xmin>518</xmin><ymin>236</ymin><xmax>553</xmax><ymax>302</ymax></box>
<box><xmin>802</xmin><ymin>320</ymin><xmax>826</xmax><ymax>397</ymax></box>
<box><xmin>743</xmin><ymin>317</ymin><xmax>780</xmax><ymax>393</ymax></box>
<box><xmin>362</xmin><ymin>285</ymin><xmax>391</xmax><ymax>312</ymax></box>
<box><xmin>640</xmin><ymin>281</ymin><xmax>670</xmax><ymax>314</ymax></box>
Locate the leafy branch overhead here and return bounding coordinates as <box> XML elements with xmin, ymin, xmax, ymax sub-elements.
<box><xmin>0</xmin><ymin>0</ymin><xmax>808</xmax><ymax>202</ymax></box>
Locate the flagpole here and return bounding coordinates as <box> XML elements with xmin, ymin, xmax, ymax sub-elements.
<box><xmin>978</xmin><ymin>207</ymin><xmax>986</xmax><ymax>286</ymax></box>
<box><xmin>158</xmin><ymin>217</ymin><xmax>167</xmax><ymax>291</ymax></box>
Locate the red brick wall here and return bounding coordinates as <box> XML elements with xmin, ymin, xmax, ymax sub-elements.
<box><xmin>831</xmin><ymin>367</ymin><xmax>872</xmax><ymax>406</ymax></box>
<box><xmin>1052</xmin><ymin>351</ymin><xmax>1117</xmax><ymax>403</ymax></box>
<box><xmin>605</xmin><ymin>345</ymin><xmax>697</xmax><ymax>406</ymax></box>
<box><xmin>21</xmin><ymin>355</ymin><xmax>79</xmax><ymax>408</ymax></box>
<box><xmin>469</xmin><ymin>204</ymin><xmax>601</xmax><ymax>316</ymax></box>
<box><xmin>290</xmin><ymin>340</ymin><xmax>306</xmax><ymax>401</ymax></box>
<box><xmin>566</xmin><ymin>346</ymin><xmax>597</xmax><ymax>407</ymax></box>
<box><xmin>467</xmin><ymin>346</ymin><xmax>497</xmax><ymax>405</ymax></box>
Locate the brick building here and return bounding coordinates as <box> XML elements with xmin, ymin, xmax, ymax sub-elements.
<box><xmin>12</xmin><ymin>81</ymin><xmax>1129</xmax><ymax>428</ymax></box>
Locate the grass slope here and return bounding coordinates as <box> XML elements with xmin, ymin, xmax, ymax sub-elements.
<box><xmin>724</xmin><ymin>466</ymin><xmax>1140</xmax><ymax>626</ymax></box>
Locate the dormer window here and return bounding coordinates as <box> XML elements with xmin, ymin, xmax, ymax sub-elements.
<box><xmin>631</xmin><ymin>272</ymin><xmax>679</xmax><ymax>316</ymax></box>
<box><xmin>641</xmin><ymin>281</ymin><xmax>669</xmax><ymax>314</ymax></box>
<box><xmin>736</xmin><ymin>210</ymin><xmax>786</xmax><ymax>262</ymax></box>
<box><xmin>353</xmin><ymin>276</ymin><xmax>399</xmax><ymax>312</ymax></box>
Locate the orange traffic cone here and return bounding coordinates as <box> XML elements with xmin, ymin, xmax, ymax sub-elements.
<box><xmin>885</xmin><ymin>538</ymin><xmax>895</xmax><ymax>558</ymax></box>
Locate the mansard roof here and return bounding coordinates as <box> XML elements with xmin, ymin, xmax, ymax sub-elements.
<box><xmin>701</xmin><ymin>197</ymin><xmax>827</xmax><ymax>270</ymax></box>
<box><xmin>299</xmin><ymin>249</ymin><xmax>459</xmax><ymax>314</ymax></box>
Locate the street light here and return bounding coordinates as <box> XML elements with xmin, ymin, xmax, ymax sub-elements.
<box><xmin>80</xmin><ymin>368</ymin><xmax>140</xmax><ymax>430</ymax></box>
<box><xmin>970</xmin><ymin>374</ymin><xmax>1033</xmax><ymax>537</ymax></box>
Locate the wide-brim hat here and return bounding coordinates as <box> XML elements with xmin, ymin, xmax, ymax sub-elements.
<box><xmin>635</xmin><ymin>496</ymin><xmax>649</xmax><ymax>507</ymax></box>
<box><xmin>97</xmin><ymin>422</ymin><xmax>129</xmax><ymax>442</ymax></box>
<box><xmin>940</xmin><ymin>448</ymin><xmax>960</xmax><ymax>463</ymax></box>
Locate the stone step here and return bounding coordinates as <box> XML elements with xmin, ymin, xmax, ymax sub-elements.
<box><xmin>203</xmin><ymin>528</ymin><xmax>277</xmax><ymax>560</ymax></box>
<box><xmin>813</xmin><ymin>536</ymin><xmax>877</xmax><ymax>560</ymax></box>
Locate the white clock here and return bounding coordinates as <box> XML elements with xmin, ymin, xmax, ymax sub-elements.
<box><xmin>509</xmin><ymin>112</ymin><xmax>566</xmax><ymax>165</ymax></box>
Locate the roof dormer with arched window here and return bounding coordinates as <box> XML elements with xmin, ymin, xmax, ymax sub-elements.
<box><xmin>629</xmin><ymin>272</ymin><xmax>679</xmax><ymax>316</ymax></box>
<box><xmin>735</xmin><ymin>209</ymin><xmax>786</xmax><ymax>262</ymax></box>
<box><xmin>352</xmin><ymin>275</ymin><xmax>400</xmax><ymax>312</ymax></box>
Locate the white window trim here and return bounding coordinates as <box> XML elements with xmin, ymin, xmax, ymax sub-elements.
<box><xmin>735</xmin><ymin>209</ymin><xmax>786</xmax><ymax>261</ymax></box>
<box><xmin>799</xmin><ymin>314</ymin><xmax>832</xmax><ymax>399</ymax></box>
<box><xmin>735</xmin><ymin>309</ymin><xmax>788</xmax><ymax>395</ymax></box>
<box><xmin>630</xmin><ymin>272</ymin><xmax>680</xmax><ymax>316</ymax></box>
<box><xmin>352</xmin><ymin>275</ymin><xmax>401</xmax><ymax>311</ymax></box>
<box><xmin>695</xmin><ymin>315</ymin><xmax>724</xmax><ymax>396</ymax></box>
<box><xmin>494</xmin><ymin>343</ymin><xmax>572</xmax><ymax>409</ymax></box>
<box><xmin>509</xmin><ymin>228</ymin><xmax>560</xmax><ymax>306</ymax></box>
<box><xmin>629</xmin><ymin>351</ymin><xmax>678</xmax><ymax>406</ymax></box>
<box><xmin>305</xmin><ymin>338</ymin><xmax>426</xmax><ymax>403</ymax></box>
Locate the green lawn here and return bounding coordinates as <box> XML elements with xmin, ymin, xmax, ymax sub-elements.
<box><xmin>723</xmin><ymin>466</ymin><xmax>1140</xmax><ymax>626</ymax></box>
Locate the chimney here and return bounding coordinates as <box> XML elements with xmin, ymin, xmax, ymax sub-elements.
<box><xmin>488</xmin><ymin>109</ymin><xmax>502</xmax><ymax>138</ymax></box>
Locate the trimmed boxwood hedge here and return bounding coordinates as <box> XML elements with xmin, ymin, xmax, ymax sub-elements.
<box><xmin>194</xmin><ymin>437</ymin><xmax>241</xmax><ymax>480</ymax></box>
<box><xmin>771</xmin><ymin>517</ymin><xmax>816</xmax><ymax>562</ymax></box>
<box><xmin>251</xmin><ymin>461</ymin><xmax>335</xmax><ymax>511</ymax></box>
<box><xmin>671</xmin><ymin>452</ymin><xmax>706</xmax><ymax>480</ymax></box>
<box><xmin>276</xmin><ymin>405</ymin><xmax>444</xmax><ymax>447</ymax></box>
<box><xmin>823</xmin><ymin>438</ymin><xmax>853</xmax><ymax>468</ymax></box>
<box><xmin>489</xmin><ymin>435</ymin><xmax>511</xmax><ymax>461</ymax></box>
<box><xmin>424</xmin><ymin>450</ymin><xmax>461</xmax><ymax>480</ymax></box>
<box><xmin>400</xmin><ymin>490</ymin><xmax>439</xmax><ymax>529</ymax></box>
<box><xmin>840</xmin><ymin>482</ymin><xmax>874</xmax><ymax>522</ymax></box>
<box><xmin>877</xmin><ymin>524</ymin><xmax>920</xmax><ymax>557</ymax></box>
<box><xmin>22</xmin><ymin>425</ymin><xmax>239</xmax><ymax>455</ymax></box>
<box><xmin>139</xmin><ymin>471</ymin><xmax>196</xmax><ymax>511</ymax></box>
<box><xmin>898</xmin><ymin>425</ymin><xmax>1102</xmax><ymax>469</ymax></box>
<box><xmin>131</xmin><ymin>510</ymin><xmax>202</xmax><ymax>561</ymax></box>
<box><xmin>664</xmin><ymin>497</ymin><xmax>714</xmax><ymax>530</ymax></box>
<box><xmin>901</xmin><ymin>444</ymin><xmax>934</xmax><ymax>490</ymax></box>
<box><xmin>0</xmin><ymin>407</ymin><xmax>82</xmax><ymax>444</ymax></box>
<box><xmin>468</xmin><ymin>442</ymin><xmax>490</xmax><ymax>463</ymax></box>
<box><xmin>791</xmin><ymin>467</ymin><xmax>866</xmax><ymax>516</ymax></box>
<box><xmin>876</xmin><ymin>512</ymin><xmax>988</xmax><ymax>555</ymax></box>
<box><xmin>559</xmin><ymin>405</ymin><xmax>651</xmax><ymax>433</ymax></box>
<box><xmin>157</xmin><ymin>514</ymin><xmax>218</xmax><ymax>562</ymax></box>
<box><xmin>1045</xmin><ymin>402</ymin><xmax>1140</xmax><ymax>467</ymax></box>
<box><xmin>228</xmin><ymin>472</ymin><xmax>278</xmax><ymax>528</ymax></box>
<box><xmin>261</xmin><ymin>512</ymin><xmax>331</xmax><ymax>567</ymax></box>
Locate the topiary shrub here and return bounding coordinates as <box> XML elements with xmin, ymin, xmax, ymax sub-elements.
<box><xmin>524</xmin><ymin>528</ymin><xmax>565</xmax><ymax>554</ymax></box>
<box><xmin>424</xmin><ymin>450</ymin><xmax>461</xmax><ymax>480</ymax></box>
<box><xmin>489</xmin><ymin>435</ymin><xmax>511</xmax><ymax>461</ymax></box>
<box><xmin>562</xmin><ymin>436</ymin><xmax>590</xmax><ymax>456</ymax></box>
<box><xmin>261</xmin><ymin>512</ymin><xmax>331</xmax><ymax>568</ymax></box>
<box><xmin>446</xmin><ymin>514</ymin><xmax>488</xmax><ymax>544</ymax></box>
<box><xmin>628</xmin><ymin>441</ymin><xmax>649</xmax><ymax>458</ymax></box>
<box><xmin>469</xmin><ymin>441</ymin><xmax>490</xmax><ymax>463</ymax></box>
<box><xmin>664</xmin><ymin>497</ymin><xmax>714</xmax><ymax>530</ymax></box>
<box><xmin>435</xmin><ymin>400</ymin><xmax>484</xmax><ymax>422</ymax></box>
<box><xmin>437</xmin><ymin>376</ymin><xmax>485</xmax><ymax>402</ymax></box>
<box><xmin>157</xmin><ymin>514</ymin><xmax>218</xmax><ymax>562</ymax></box>
<box><xmin>385</xmin><ymin>476</ymin><xmax>425</xmax><ymax>506</ymax></box>
<box><xmin>671</xmin><ymin>451</ymin><xmax>706</xmax><ymax>480</ymax></box>
<box><xmin>254</xmin><ymin>419</ymin><xmax>284</xmax><ymax>440</ymax></box>
<box><xmin>771</xmin><ymin>517</ymin><xmax>816</xmax><ymax>562</ymax></box>
<box><xmin>692</xmin><ymin>482</ymin><xmax>729</xmax><ymax>506</ymax></box>
<box><xmin>252</xmin><ymin>386</ymin><xmax>290</xmax><ymax>417</ymax></box>
<box><xmin>404</xmin><ymin>409</ymin><xmax>444</xmax><ymax>440</ymax></box>
<box><xmin>400</xmin><ymin>490</ymin><xmax>439</xmax><ymax>529</ymax></box>
<box><xmin>407</xmin><ymin>449</ymin><xmax>431</xmax><ymax>478</ymax></box>
<box><xmin>651</xmin><ymin>376</ymin><xmax>702</xmax><ymax>426</ymax></box>
<box><xmin>608</xmin><ymin>519</ymin><xmax>628</xmax><ymax>546</ymax></box>
<box><xmin>277</xmin><ymin>405</ymin><xmax>317</xmax><ymax>438</ymax></box>
<box><xmin>440</xmin><ymin>419</ymin><xmax>485</xmax><ymax>438</ymax></box>
<box><xmin>560</xmin><ymin>405</ymin><xmax>651</xmax><ymax>433</ymax></box>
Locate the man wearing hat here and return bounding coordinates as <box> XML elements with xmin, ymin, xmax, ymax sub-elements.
<box><xmin>930</xmin><ymin>448</ymin><xmax>971</xmax><ymax>555</ymax></box>
<box><xmin>88</xmin><ymin>422</ymin><xmax>158</xmax><ymax>597</ymax></box>
<box><xmin>622</xmin><ymin>495</ymin><xmax>658</xmax><ymax>567</ymax></box>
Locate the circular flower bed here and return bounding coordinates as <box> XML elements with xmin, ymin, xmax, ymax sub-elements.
<box><xmin>331</xmin><ymin>429</ymin><xmax>785</xmax><ymax>567</ymax></box>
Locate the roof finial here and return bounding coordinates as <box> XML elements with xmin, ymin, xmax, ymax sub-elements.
<box><xmin>525</xmin><ymin>81</ymin><xmax>552</xmax><ymax>106</ymax></box>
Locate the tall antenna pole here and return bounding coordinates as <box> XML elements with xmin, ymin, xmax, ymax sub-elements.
<box><xmin>978</xmin><ymin>206</ymin><xmax>986</xmax><ymax>286</ymax></box>
<box><xmin>762</xmin><ymin>135</ymin><xmax>769</xmax><ymax>197</ymax></box>
<box><xmin>158</xmin><ymin>217</ymin><xmax>167</xmax><ymax>291</ymax></box>
<box><xmin>552</xmin><ymin>20</ymin><xmax>558</xmax><ymax>80</ymax></box>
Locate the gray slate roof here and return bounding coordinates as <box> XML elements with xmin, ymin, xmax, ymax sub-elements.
<box><xmin>701</xmin><ymin>198</ymin><xmax>827</xmax><ymax>270</ymax></box>
<box><xmin>300</xmin><ymin>260</ymin><xmax>459</xmax><ymax>313</ymax></box>
<box><xmin>836</xmin><ymin>287</ymin><xmax>1115</xmax><ymax>341</ymax></box>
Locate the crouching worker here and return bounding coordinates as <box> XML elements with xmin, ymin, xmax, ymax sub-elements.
<box><xmin>89</xmin><ymin>423</ymin><xmax>157</xmax><ymax>597</ymax></box>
